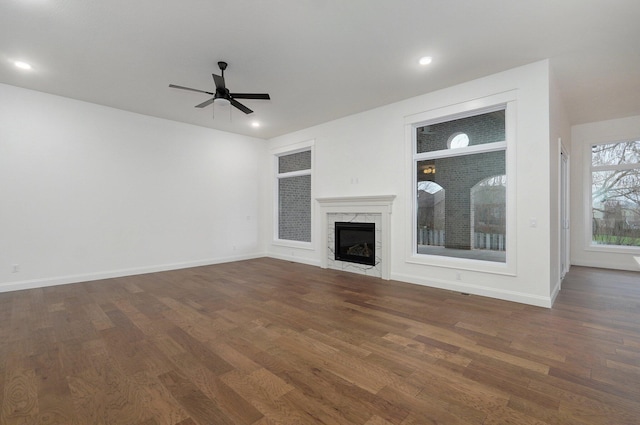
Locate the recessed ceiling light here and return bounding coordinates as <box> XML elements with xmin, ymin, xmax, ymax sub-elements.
<box><xmin>251</xmin><ymin>121</ymin><xmax>260</xmax><ymax>128</ymax></box>
<box><xmin>14</xmin><ymin>61</ymin><xmax>32</xmax><ymax>70</ymax></box>
<box><xmin>419</xmin><ymin>56</ymin><xmax>433</xmax><ymax>66</ymax></box>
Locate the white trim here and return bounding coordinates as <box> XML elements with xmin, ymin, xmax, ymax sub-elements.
<box><xmin>267</xmin><ymin>252</ymin><xmax>322</xmax><ymax>267</ymax></box>
<box><xmin>269</xmin><ymin>139</ymin><xmax>315</xmax><ymax>156</ymax></box>
<box><xmin>404</xmin><ymin>254</ymin><xmax>513</xmax><ymax>275</ymax></box>
<box><xmin>583</xmin><ymin>142</ymin><xmax>592</xmax><ymax>249</ymax></box>
<box><xmin>572</xmin><ymin>258</ymin><xmax>640</xmax><ymax>272</ymax></box>
<box><xmin>277</xmin><ymin>168</ymin><xmax>311</xmax><ymax>179</ymax></box>
<box><xmin>592</xmin><ymin>163</ymin><xmax>640</xmax><ymax>172</ymax></box>
<box><xmin>390</xmin><ymin>272</ymin><xmax>552</xmax><ymax>308</ymax></box>
<box><xmin>585</xmin><ymin>138</ymin><xmax>640</xmax><ymax>253</ymax></box>
<box><xmin>415</xmin><ymin>141</ymin><xmax>506</xmax><ymax>161</ymax></box>
<box><xmin>550</xmin><ymin>278</ymin><xmax>561</xmax><ymax>306</ymax></box>
<box><xmin>316</xmin><ymin>195</ymin><xmax>397</xmax><ymax>209</ymax></box>
<box><xmin>0</xmin><ymin>253</ymin><xmax>265</xmax><ymax>294</ymax></box>
<box><xmin>404</xmin><ymin>91</ymin><xmax>516</xmax><ymax>126</ymax></box>
<box><xmin>559</xmin><ymin>142</ymin><xmax>570</xmax><ymax>282</ymax></box>
<box><xmin>271</xmin><ymin>239</ymin><xmax>314</xmax><ymax>250</ymax></box>
<box><xmin>405</xmin><ymin>91</ymin><xmax>518</xmax><ymax>276</ymax></box>
<box><xmin>272</xmin><ymin>141</ymin><xmax>315</xmax><ymax>245</ymax></box>
<box><xmin>584</xmin><ymin>244</ymin><xmax>640</xmax><ymax>254</ymax></box>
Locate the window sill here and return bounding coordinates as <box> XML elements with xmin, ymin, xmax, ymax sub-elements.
<box><xmin>272</xmin><ymin>239</ymin><xmax>314</xmax><ymax>250</ymax></box>
<box><xmin>406</xmin><ymin>253</ymin><xmax>516</xmax><ymax>276</ymax></box>
<box><xmin>585</xmin><ymin>244</ymin><xmax>640</xmax><ymax>254</ymax></box>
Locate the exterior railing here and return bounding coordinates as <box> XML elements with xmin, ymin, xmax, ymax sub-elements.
<box><xmin>417</xmin><ymin>229</ymin><xmax>506</xmax><ymax>251</ymax></box>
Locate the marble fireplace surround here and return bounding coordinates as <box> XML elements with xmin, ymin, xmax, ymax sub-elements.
<box><xmin>316</xmin><ymin>195</ymin><xmax>395</xmax><ymax>280</ymax></box>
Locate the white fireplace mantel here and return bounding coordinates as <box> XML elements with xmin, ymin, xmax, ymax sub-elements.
<box><xmin>316</xmin><ymin>195</ymin><xmax>396</xmax><ymax>211</ymax></box>
<box><xmin>317</xmin><ymin>195</ymin><xmax>395</xmax><ymax>279</ymax></box>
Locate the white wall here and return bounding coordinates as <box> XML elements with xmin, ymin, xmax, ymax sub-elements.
<box><xmin>1</xmin><ymin>61</ymin><xmax>568</xmax><ymax>306</ymax></box>
<box><xmin>0</xmin><ymin>83</ymin><xmax>266</xmax><ymax>292</ymax></box>
<box><xmin>267</xmin><ymin>61</ymin><xmax>556</xmax><ymax>307</ymax></box>
<box><xmin>571</xmin><ymin>115</ymin><xmax>640</xmax><ymax>271</ymax></box>
<box><xmin>549</xmin><ymin>67</ymin><xmax>572</xmax><ymax>297</ymax></box>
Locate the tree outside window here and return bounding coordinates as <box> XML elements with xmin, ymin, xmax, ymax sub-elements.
<box><xmin>591</xmin><ymin>140</ymin><xmax>640</xmax><ymax>247</ymax></box>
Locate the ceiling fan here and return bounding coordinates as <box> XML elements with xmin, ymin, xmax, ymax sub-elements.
<box><xmin>169</xmin><ymin>61</ymin><xmax>270</xmax><ymax>114</ymax></box>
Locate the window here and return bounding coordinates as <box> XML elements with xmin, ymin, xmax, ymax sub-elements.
<box><xmin>590</xmin><ymin>140</ymin><xmax>640</xmax><ymax>248</ymax></box>
<box><xmin>414</xmin><ymin>108</ymin><xmax>507</xmax><ymax>262</ymax></box>
<box><xmin>448</xmin><ymin>132</ymin><xmax>469</xmax><ymax>149</ymax></box>
<box><xmin>471</xmin><ymin>175</ymin><xmax>506</xmax><ymax>252</ymax></box>
<box><xmin>276</xmin><ymin>148</ymin><xmax>312</xmax><ymax>243</ymax></box>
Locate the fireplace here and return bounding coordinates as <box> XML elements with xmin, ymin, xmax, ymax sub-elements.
<box><xmin>317</xmin><ymin>195</ymin><xmax>395</xmax><ymax>279</ymax></box>
<box><xmin>335</xmin><ymin>222</ymin><xmax>376</xmax><ymax>266</ymax></box>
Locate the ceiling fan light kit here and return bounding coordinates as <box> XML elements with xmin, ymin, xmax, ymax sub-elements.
<box><xmin>169</xmin><ymin>61</ymin><xmax>270</xmax><ymax>116</ymax></box>
<box><xmin>214</xmin><ymin>97</ymin><xmax>231</xmax><ymax>106</ymax></box>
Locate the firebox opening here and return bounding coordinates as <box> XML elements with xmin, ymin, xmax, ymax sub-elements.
<box><xmin>335</xmin><ymin>222</ymin><xmax>375</xmax><ymax>266</ymax></box>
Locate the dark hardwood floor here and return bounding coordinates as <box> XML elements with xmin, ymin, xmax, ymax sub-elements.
<box><xmin>1</xmin><ymin>258</ymin><xmax>639</xmax><ymax>424</ymax></box>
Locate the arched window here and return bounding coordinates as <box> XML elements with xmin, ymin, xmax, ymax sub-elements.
<box><xmin>471</xmin><ymin>175</ymin><xmax>506</xmax><ymax>251</ymax></box>
<box><xmin>448</xmin><ymin>132</ymin><xmax>469</xmax><ymax>149</ymax></box>
<box><xmin>416</xmin><ymin>181</ymin><xmax>445</xmax><ymax>247</ymax></box>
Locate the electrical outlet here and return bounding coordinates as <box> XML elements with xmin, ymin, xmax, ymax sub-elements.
<box><xmin>456</xmin><ymin>272</ymin><xmax>462</xmax><ymax>281</ymax></box>
<box><xmin>12</xmin><ymin>264</ymin><xmax>19</xmax><ymax>273</ymax></box>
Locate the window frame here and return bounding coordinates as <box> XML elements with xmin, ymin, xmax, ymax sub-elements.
<box><xmin>272</xmin><ymin>140</ymin><xmax>315</xmax><ymax>249</ymax></box>
<box><xmin>405</xmin><ymin>91</ymin><xmax>517</xmax><ymax>276</ymax></box>
<box><xmin>584</xmin><ymin>138</ymin><xmax>640</xmax><ymax>254</ymax></box>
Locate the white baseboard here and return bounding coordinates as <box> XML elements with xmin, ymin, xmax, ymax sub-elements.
<box><xmin>267</xmin><ymin>253</ymin><xmax>322</xmax><ymax>268</ymax></box>
<box><xmin>2</xmin><ymin>253</ymin><xmax>554</xmax><ymax>309</ymax></box>
<box><xmin>0</xmin><ymin>253</ymin><xmax>265</xmax><ymax>293</ymax></box>
<box><xmin>390</xmin><ymin>272</ymin><xmax>553</xmax><ymax>308</ymax></box>
<box><xmin>571</xmin><ymin>258</ymin><xmax>640</xmax><ymax>272</ymax></box>
<box><xmin>265</xmin><ymin>254</ymin><xmax>554</xmax><ymax>308</ymax></box>
<box><xmin>550</xmin><ymin>278</ymin><xmax>561</xmax><ymax>306</ymax></box>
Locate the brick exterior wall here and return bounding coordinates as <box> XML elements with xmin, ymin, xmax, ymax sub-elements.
<box><xmin>279</xmin><ymin>150</ymin><xmax>311</xmax><ymax>173</ymax></box>
<box><xmin>417</xmin><ymin>111</ymin><xmax>505</xmax><ymax>250</ymax></box>
<box><xmin>417</xmin><ymin>110</ymin><xmax>505</xmax><ymax>153</ymax></box>
<box><xmin>278</xmin><ymin>150</ymin><xmax>312</xmax><ymax>242</ymax></box>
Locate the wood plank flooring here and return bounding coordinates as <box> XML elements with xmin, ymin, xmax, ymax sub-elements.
<box><xmin>1</xmin><ymin>258</ymin><xmax>639</xmax><ymax>424</ymax></box>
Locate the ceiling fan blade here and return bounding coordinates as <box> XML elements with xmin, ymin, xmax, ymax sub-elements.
<box><xmin>229</xmin><ymin>93</ymin><xmax>271</xmax><ymax>100</ymax></box>
<box><xmin>212</xmin><ymin>73</ymin><xmax>225</xmax><ymax>90</ymax></box>
<box><xmin>169</xmin><ymin>84</ymin><xmax>214</xmax><ymax>95</ymax></box>
<box><xmin>230</xmin><ymin>98</ymin><xmax>253</xmax><ymax>114</ymax></box>
<box><xmin>195</xmin><ymin>98</ymin><xmax>215</xmax><ymax>108</ymax></box>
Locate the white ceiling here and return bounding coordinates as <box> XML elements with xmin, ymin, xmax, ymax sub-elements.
<box><xmin>2</xmin><ymin>0</ymin><xmax>639</xmax><ymax>139</ymax></box>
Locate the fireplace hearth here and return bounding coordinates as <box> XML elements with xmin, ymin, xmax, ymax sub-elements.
<box><xmin>335</xmin><ymin>222</ymin><xmax>376</xmax><ymax>266</ymax></box>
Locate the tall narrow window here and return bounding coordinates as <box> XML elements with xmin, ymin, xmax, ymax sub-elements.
<box><xmin>590</xmin><ymin>140</ymin><xmax>640</xmax><ymax>248</ymax></box>
<box><xmin>414</xmin><ymin>108</ymin><xmax>507</xmax><ymax>262</ymax></box>
<box><xmin>276</xmin><ymin>149</ymin><xmax>312</xmax><ymax>243</ymax></box>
